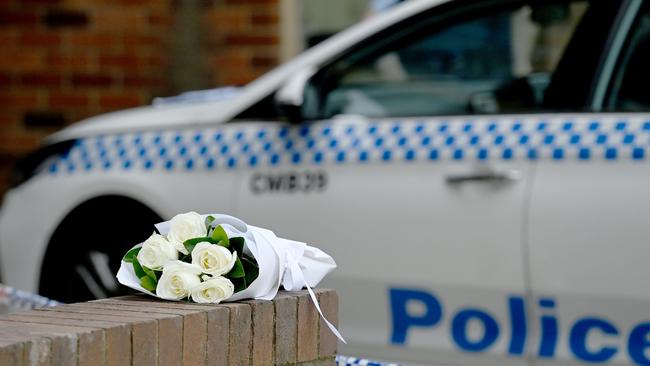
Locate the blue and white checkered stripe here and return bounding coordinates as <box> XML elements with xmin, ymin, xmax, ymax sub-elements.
<box><xmin>43</xmin><ymin>116</ymin><xmax>650</xmax><ymax>176</ymax></box>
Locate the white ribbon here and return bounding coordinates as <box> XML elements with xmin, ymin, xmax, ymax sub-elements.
<box><xmin>285</xmin><ymin>251</ymin><xmax>347</xmax><ymax>344</ymax></box>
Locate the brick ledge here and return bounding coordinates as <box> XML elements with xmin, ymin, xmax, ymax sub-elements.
<box><xmin>0</xmin><ymin>289</ymin><xmax>338</xmax><ymax>366</ymax></box>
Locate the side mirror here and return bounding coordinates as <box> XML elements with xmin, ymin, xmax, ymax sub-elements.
<box><xmin>275</xmin><ymin>66</ymin><xmax>317</xmax><ymax>124</ymax></box>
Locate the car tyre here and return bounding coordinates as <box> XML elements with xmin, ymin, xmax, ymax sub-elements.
<box><xmin>39</xmin><ymin>196</ymin><xmax>162</xmax><ymax>303</ymax></box>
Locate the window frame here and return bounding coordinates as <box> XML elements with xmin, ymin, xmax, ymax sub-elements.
<box><xmin>600</xmin><ymin>0</ymin><xmax>647</xmax><ymax>112</ymax></box>
<box><xmin>304</xmin><ymin>0</ymin><xmax>626</xmax><ymax>120</ymax></box>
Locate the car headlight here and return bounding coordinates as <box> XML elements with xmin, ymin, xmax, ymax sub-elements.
<box><xmin>8</xmin><ymin>140</ymin><xmax>77</xmax><ymax>189</ymax></box>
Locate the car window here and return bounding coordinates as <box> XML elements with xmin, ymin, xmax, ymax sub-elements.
<box><xmin>311</xmin><ymin>1</ymin><xmax>589</xmax><ymax>119</ymax></box>
<box><xmin>606</xmin><ymin>3</ymin><xmax>650</xmax><ymax>112</ymax></box>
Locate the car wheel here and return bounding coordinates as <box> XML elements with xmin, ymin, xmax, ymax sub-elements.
<box><xmin>39</xmin><ymin>196</ymin><xmax>162</xmax><ymax>303</ymax></box>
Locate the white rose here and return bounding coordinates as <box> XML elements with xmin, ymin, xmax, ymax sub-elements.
<box><xmin>191</xmin><ymin>242</ymin><xmax>237</xmax><ymax>276</ymax></box>
<box><xmin>156</xmin><ymin>260</ymin><xmax>202</xmax><ymax>300</ymax></box>
<box><xmin>190</xmin><ymin>276</ymin><xmax>234</xmax><ymax>304</ymax></box>
<box><xmin>167</xmin><ymin>211</ymin><xmax>207</xmax><ymax>255</ymax></box>
<box><xmin>136</xmin><ymin>233</ymin><xmax>178</xmax><ymax>270</ymax></box>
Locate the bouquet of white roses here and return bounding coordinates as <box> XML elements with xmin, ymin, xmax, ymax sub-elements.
<box><xmin>117</xmin><ymin>212</ymin><xmax>260</xmax><ymax>303</ymax></box>
<box><xmin>117</xmin><ymin>212</ymin><xmax>339</xmax><ymax>306</ymax></box>
<box><xmin>117</xmin><ymin>212</ymin><xmax>345</xmax><ymax>342</ymax></box>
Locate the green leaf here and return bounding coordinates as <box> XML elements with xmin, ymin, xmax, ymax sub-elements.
<box><xmin>227</xmin><ymin>257</ymin><xmax>245</xmax><ymax>279</ymax></box>
<box><xmin>242</xmin><ymin>256</ymin><xmax>259</xmax><ymax>287</ymax></box>
<box><xmin>230</xmin><ymin>237</ymin><xmax>244</xmax><ymax>256</ymax></box>
<box><xmin>183</xmin><ymin>237</ymin><xmax>219</xmax><ymax>254</ymax></box>
<box><xmin>123</xmin><ymin>247</ymin><xmax>141</xmax><ymax>263</ymax></box>
<box><xmin>142</xmin><ymin>264</ymin><xmax>157</xmax><ymax>281</ymax></box>
<box><xmin>205</xmin><ymin>215</ymin><xmax>215</xmax><ymax>233</ymax></box>
<box><xmin>140</xmin><ymin>276</ymin><xmax>157</xmax><ymax>292</ymax></box>
<box><xmin>132</xmin><ymin>257</ymin><xmax>147</xmax><ymax>279</ymax></box>
<box><xmin>211</xmin><ymin>225</ymin><xmax>229</xmax><ymax>248</ymax></box>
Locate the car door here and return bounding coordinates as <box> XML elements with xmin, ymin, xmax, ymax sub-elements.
<box><xmin>528</xmin><ymin>1</ymin><xmax>650</xmax><ymax>365</ymax></box>
<box><xmin>233</xmin><ymin>0</ymin><xmax>592</xmax><ymax>364</ymax></box>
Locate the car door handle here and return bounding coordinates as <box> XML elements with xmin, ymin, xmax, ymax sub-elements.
<box><xmin>445</xmin><ymin>170</ymin><xmax>521</xmax><ymax>185</ymax></box>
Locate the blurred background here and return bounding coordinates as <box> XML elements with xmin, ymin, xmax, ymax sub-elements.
<box><xmin>0</xmin><ymin>0</ymin><xmax>372</xmax><ymax>200</ymax></box>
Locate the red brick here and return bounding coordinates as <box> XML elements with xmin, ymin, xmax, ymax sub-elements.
<box><xmin>0</xmin><ymin>93</ymin><xmax>39</xmax><ymax>108</ymax></box>
<box><xmin>79</xmin><ymin>324</ymin><xmax>129</xmax><ymax>366</ymax></box>
<box><xmin>182</xmin><ymin>312</ymin><xmax>207</xmax><ymax>366</ymax></box>
<box><xmin>20</xmin><ymin>31</ymin><xmax>60</xmax><ymax>46</ymax></box>
<box><xmin>72</xmin><ymin>73</ymin><xmax>114</xmax><ymax>87</ymax></box>
<box><xmin>0</xmin><ymin>111</ymin><xmax>20</xmax><ymax>127</ymax></box>
<box><xmin>316</xmin><ymin>289</ymin><xmax>339</xmax><ymax>357</ymax></box>
<box><xmin>0</xmin><ymin>342</ymin><xmax>24</xmax><ymax>366</ymax></box>
<box><xmin>0</xmin><ymin>50</ymin><xmax>44</xmax><ymax>71</ymax></box>
<box><xmin>21</xmin><ymin>72</ymin><xmax>62</xmax><ymax>87</ymax></box>
<box><xmin>143</xmin><ymin>54</ymin><xmax>165</xmax><ymax>68</ymax></box>
<box><xmin>116</xmin><ymin>0</ymin><xmax>167</xmax><ymax>6</ymax></box>
<box><xmin>0</xmin><ymin>317</ymin><xmax>107</xmax><ymax>366</ymax></box>
<box><xmin>98</xmin><ymin>93</ymin><xmax>143</xmax><ymax>109</ymax></box>
<box><xmin>224</xmin><ymin>34</ymin><xmax>278</xmax><ymax>46</ymax></box>
<box><xmin>244</xmin><ymin>299</ymin><xmax>274</xmax><ymax>366</ymax></box>
<box><xmin>92</xmin><ymin>9</ymin><xmax>146</xmax><ymax>31</ymax></box>
<box><xmin>92</xmin><ymin>296</ymin><xmax>206</xmax><ymax>315</ymax></box>
<box><xmin>123</xmin><ymin>34</ymin><xmax>163</xmax><ymax>49</ymax></box>
<box><xmin>158</xmin><ymin>317</ymin><xmax>183</xmax><ymax>366</ymax></box>
<box><xmin>0</xmin><ymin>323</ymin><xmax>77</xmax><ymax>366</ymax></box>
<box><xmin>99</xmin><ymin>54</ymin><xmax>141</xmax><ymax>68</ymax></box>
<box><xmin>206</xmin><ymin>306</ymin><xmax>230</xmax><ymax>366</ymax></box>
<box><xmin>297</xmin><ymin>291</ymin><xmax>319</xmax><ymax>362</ymax></box>
<box><xmin>22</xmin><ymin>0</ymin><xmax>62</xmax><ymax>4</ymax></box>
<box><xmin>221</xmin><ymin>71</ymin><xmax>257</xmax><ymax>86</ymax></box>
<box><xmin>50</xmin><ymin>92</ymin><xmax>89</xmax><ymax>108</ymax></box>
<box><xmin>148</xmin><ymin>13</ymin><xmax>171</xmax><ymax>27</ymax></box>
<box><xmin>250</xmin><ymin>14</ymin><xmax>278</xmax><ymax>25</ymax></box>
<box><xmin>30</xmin><ymin>308</ymin><xmax>138</xmax><ymax>366</ymax></box>
<box><xmin>48</xmin><ymin>51</ymin><xmax>93</xmax><ymax>69</ymax></box>
<box><xmin>211</xmin><ymin>52</ymin><xmax>251</xmax><ymax>71</ymax></box>
<box><xmin>274</xmin><ymin>292</ymin><xmax>298</xmax><ymax>365</ymax></box>
<box><xmin>0</xmin><ymin>9</ymin><xmax>39</xmax><ymax>26</ymax></box>
<box><xmin>123</xmin><ymin>75</ymin><xmax>165</xmax><ymax>88</ymax></box>
<box><xmin>67</xmin><ymin>32</ymin><xmax>120</xmax><ymax>48</ymax></box>
<box><xmin>0</xmin><ymin>332</ymin><xmax>51</xmax><ymax>366</ymax></box>
<box><xmin>251</xmin><ymin>56</ymin><xmax>277</xmax><ymax>69</ymax></box>
<box><xmin>0</xmin><ymin>72</ymin><xmax>14</xmax><ymax>86</ymax></box>
<box><xmin>0</xmin><ymin>30</ymin><xmax>17</xmax><ymax>45</ymax></box>
<box><xmin>132</xmin><ymin>320</ymin><xmax>158</xmax><ymax>365</ymax></box>
<box><xmin>83</xmin><ymin>296</ymin><xmax>208</xmax><ymax>365</ymax></box>
<box><xmin>223</xmin><ymin>303</ymin><xmax>252</xmax><ymax>366</ymax></box>
<box><xmin>59</xmin><ymin>303</ymin><xmax>182</xmax><ymax>366</ymax></box>
<box><xmin>204</xmin><ymin>9</ymin><xmax>249</xmax><ymax>31</ymax></box>
<box><xmin>0</xmin><ymin>132</ymin><xmax>43</xmax><ymax>155</ymax></box>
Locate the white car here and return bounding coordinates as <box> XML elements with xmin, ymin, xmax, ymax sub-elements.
<box><xmin>2</xmin><ymin>0</ymin><xmax>650</xmax><ymax>364</ymax></box>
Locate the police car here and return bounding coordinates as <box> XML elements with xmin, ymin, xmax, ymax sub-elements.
<box><xmin>1</xmin><ymin>0</ymin><xmax>650</xmax><ymax>364</ymax></box>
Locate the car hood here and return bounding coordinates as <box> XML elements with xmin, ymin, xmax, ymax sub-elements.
<box><xmin>45</xmin><ymin>98</ymin><xmax>240</xmax><ymax>144</ymax></box>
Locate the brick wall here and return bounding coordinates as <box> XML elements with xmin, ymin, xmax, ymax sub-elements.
<box><xmin>0</xmin><ymin>0</ymin><xmax>280</xmax><ymax>197</ymax></box>
<box><xmin>0</xmin><ymin>289</ymin><xmax>338</xmax><ymax>365</ymax></box>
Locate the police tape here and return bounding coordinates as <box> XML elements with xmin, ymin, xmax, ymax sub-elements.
<box><xmin>336</xmin><ymin>355</ymin><xmax>402</xmax><ymax>366</ymax></box>
<box><xmin>0</xmin><ymin>284</ymin><xmax>61</xmax><ymax>311</ymax></box>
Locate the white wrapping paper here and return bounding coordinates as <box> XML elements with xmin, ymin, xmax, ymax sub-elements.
<box><xmin>116</xmin><ymin>214</ymin><xmax>345</xmax><ymax>342</ymax></box>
